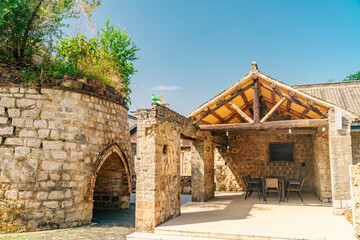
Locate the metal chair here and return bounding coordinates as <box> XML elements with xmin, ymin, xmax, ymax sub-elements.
<box><xmin>264</xmin><ymin>178</ymin><xmax>281</xmax><ymax>203</ymax></box>
<box><xmin>242</xmin><ymin>175</ymin><xmax>262</xmax><ymax>200</ymax></box>
<box><xmin>286</xmin><ymin>176</ymin><xmax>305</xmax><ymax>202</ymax></box>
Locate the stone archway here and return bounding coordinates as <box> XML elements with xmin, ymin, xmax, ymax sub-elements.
<box><xmin>89</xmin><ymin>144</ymin><xmax>131</xmax><ymax>211</ymax></box>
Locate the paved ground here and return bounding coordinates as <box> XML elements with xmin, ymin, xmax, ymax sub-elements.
<box><xmin>0</xmin><ymin>195</ymin><xmax>192</xmax><ymax>240</ymax></box>
<box><xmin>154</xmin><ymin>192</ymin><xmax>356</xmax><ymax>240</ymax></box>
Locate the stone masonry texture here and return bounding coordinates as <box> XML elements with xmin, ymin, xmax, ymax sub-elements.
<box><xmin>0</xmin><ymin>84</ymin><xmax>132</xmax><ymax>233</ymax></box>
<box><xmin>134</xmin><ymin>104</ymin><xmax>214</xmax><ymax>233</ymax></box>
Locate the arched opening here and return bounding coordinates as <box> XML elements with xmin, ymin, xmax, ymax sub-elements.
<box><xmin>93</xmin><ymin>152</ymin><xmax>130</xmax><ymax>210</ymax></box>
<box><xmin>91</xmin><ymin>145</ymin><xmax>133</xmax><ymax>225</ymax></box>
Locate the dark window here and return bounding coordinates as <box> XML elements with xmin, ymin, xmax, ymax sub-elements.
<box><xmin>269</xmin><ymin>143</ymin><xmax>294</xmax><ymax>162</ymax></box>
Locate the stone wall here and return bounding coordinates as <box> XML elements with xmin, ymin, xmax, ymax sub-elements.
<box><xmin>328</xmin><ymin>108</ymin><xmax>355</xmax><ymax>214</ymax></box>
<box><xmin>215</xmin><ymin>132</ymin><xmax>315</xmax><ymax>192</ymax></box>
<box><xmin>134</xmin><ymin>104</ymin><xmax>213</xmax><ymax>233</ymax></box>
<box><xmin>0</xmin><ymin>84</ymin><xmax>131</xmax><ymax>233</ymax></box>
<box><xmin>352</xmin><ymin>133</ymin><xmax>360</xmax><ymax>165</ymax></box>
<box><xmin>313</xmin><ymin>136</ymin><xmax>332</xmax><ymax>202</ymax></box>
<box><xmin>350</xmin><ymin>163</ymin><xmax>360</xmax><ymax>237</ymax></box>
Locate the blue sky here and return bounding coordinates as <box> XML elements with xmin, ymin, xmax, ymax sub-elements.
<box><xmin>68</xmin><ymin>0</ymin><xmax>360</xmax><ymax>115</ymax></box>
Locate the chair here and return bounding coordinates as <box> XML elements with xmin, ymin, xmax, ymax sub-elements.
<box><xmin>264</xmin><ymin>178</ymin><xmax>281</xmax><ymax>203</ymax></box>
<box><xmin>242</xmin><ymin>175</ymin><xmax>262</xmax><ymax>200</ymax></box>
<box><xmin>286</xmin><ymin>176</ymin><xmax>305</xmax><ymax>202</ymax></box>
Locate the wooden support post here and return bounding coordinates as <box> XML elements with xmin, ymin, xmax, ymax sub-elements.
<box><xmin>228</xmin><ymin>102</ymin><xmax>254</xmax><ymax>123</ymax></box>
<box><xmin>260</xmin><ymin>98</ymin><xmax>286</xmax><ymax>123</ymax></box>
<box><xmin>253</xmin><ymin>79</ymin><xmax>260</xmax><ymax>122</ymax></box>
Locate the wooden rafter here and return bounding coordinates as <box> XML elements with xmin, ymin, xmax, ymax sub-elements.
<box><xmin>262</xmin><ymin>97</ymin><xmax>303</xmax><ymax>119</ymax></box>
<box><xmin>211</xmin><ymin>111</ymin><xmax>223</xmax><ymax>122</ymax></box>
<box><xmin>260</xmin><ymin>98</ymin><xmax>286</xmax><ymax>123</ymax></box>
<box><xmin>198</xmin><ymin>119</ymin><xmax>328</xmax><ymax>131</ymax></box>
<box><xmin>271</xmin><ymin>92</ymin><xmax>276</xmax><ymax>104</ymax></box>
<box><xmin>240</xmin><ymin>92</ymin><xmax>249</xmax><ymax>105</ymax></box>
<box><xmin>193</xmin><ymin>83</ymin><xmax>254</xmax><ymax>124</ymax></box>
<box><xmin>301</xmin><ymin>109</ymin><xmax>310</xmax><ymax>118</ymax></box>
<box><xmin>259</xmin><ymin>82</ymin><xmax>328</xmax><ymax>117</ymax></box>
<box><xmin>286</xmin><ymin>99</ymin><xmax>292</xmax><ymax>112</ymax></box>
<box><xmin>228</xmin><ymin>102</ymin><xmax>254</xmax><ymax>123</ymax></box>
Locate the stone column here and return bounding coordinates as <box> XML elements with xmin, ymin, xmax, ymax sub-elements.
<box><xmin>350</xmin><ymin>163</ymin><xmax>360</xmax><ymax>237</ymax></box>
<box><xmin>191</xmin><ymin>133</ymin><xmax>215</xmax><ymax>202</ymax></box>
<box><xmin>328</xmin><ymin>108</ymin><xmax>353</xmax><ymax>214</ymax></box>
<box><xmin>134</xmin><ymin>108</ymin><xmax>181</xmax><ymax>232</ymax></box>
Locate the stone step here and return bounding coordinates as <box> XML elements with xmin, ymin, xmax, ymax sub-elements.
<box><xmin>128</xmin><ymin>230</ymin><xmax>302</xmax><ymax>240</ymax></box>
<box><xmin>126</xmin><ymin>232</ymin><xmax>228</xmax><ymax>240</ymax></box>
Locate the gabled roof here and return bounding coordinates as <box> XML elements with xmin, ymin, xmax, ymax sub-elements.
<box><xmin>188</xmin><ymin>62</ymin><xmax>354</xmax><ymax>125</ymax></box>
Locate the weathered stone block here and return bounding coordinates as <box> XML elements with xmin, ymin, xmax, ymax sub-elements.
<box><xmin>0</xmin><ymin>107</ymin><xmax>5</xmax><ymax>116</ymax></box>
<box><xmin>4</xmin><ymin>138</ymin><xmax>23</xmax><ymax>145</ymax></box>
<box><xmin>50</xmin><ymin>150</ymin><xmax>67</xmax><ymax>160</ymax></box>
<box><xmin>42</xmin><ymin>141</ymin><xmax>62</xmax><ymax>150</ymax></box>
<box><xmin>0</xmin><ymin>97</ymin><xmax>15</xmax><ymax>108</ymax></box>
<box><xmin>17</xmin><ymin>99</ymin><xmax>36</xmax><ymax>108</ymax></box>
<box><xmin>15</xmin><ymin>147</ymin><xmax>30</xmax><ymax>158</ymax></box>
<box><xmin>5</xmin><ymin>190</ymin><xmax>18</xmax><ymax>200</ymax></box>
<box><xmin>21</xmin><ymin>110</ymin><xmax>39</xmax><ymax>118</ymax></box>
<box><xmin>7</xmin><ymin>109</ymin><xmax>20</xmax><ymax>118</ymax></box>
<box><xmin>19</xmin><ymin>129</ymin><xmax>38</xmax><ymax>138</ymax></box>
<box><xmin>0</xmin><ymin>117</ymin><xmax>8</xmax><ymax>125</ymax></box>
<box><xmin>41</xmin><ymin>161</ymin><xmax>61</xmax><ymax>171</ymax></box>
<box><xmin>38</xmin><ymin>129</ymin><xmax>50</xmax><ymax>138</ymax></box>
<box><xmin>43</xmin><ymin>201</ymin><xmax>59</xmax><ymax>209</ymax></box>
<box><xmin>12</xmin><ymin>118</ymin><xmax>25</xmax><ymax>127</ymax></box>
<box><xmin>34</xmin><ymin>120</ymin><xmax>47</xmax><ymax>129</ymax></box>
<box><xmin>0</xmin><ymin>126</ymin><xmax>14</xmax><ymax>135</ymax></box>
<box><xmin>48</xmin><ymin>191</ymin><xmax>65</xmax><ymax>200</ymax></box>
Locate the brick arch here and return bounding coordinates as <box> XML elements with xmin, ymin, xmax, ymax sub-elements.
<box><xmin>88</xmin><ymin>143</ymin><xmax>131</xmax><ymax>203</ymax></box>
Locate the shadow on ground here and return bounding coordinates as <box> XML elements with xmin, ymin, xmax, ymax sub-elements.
<box><xmin>92</xmin><ymin>203</ymin><xmax>135</xmax><ymax>227</ymax></box>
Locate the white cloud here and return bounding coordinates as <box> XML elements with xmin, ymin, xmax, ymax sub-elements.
<box><xmin>150</xmin><ymin>85</ymin><xmax>182</xmax><ymax>91</ymax></box>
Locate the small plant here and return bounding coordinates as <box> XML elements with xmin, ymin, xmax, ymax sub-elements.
<box><xmin>20</xmin><ymin>67</ymin><xmax>38</xmax><ymax>83</ymax></box>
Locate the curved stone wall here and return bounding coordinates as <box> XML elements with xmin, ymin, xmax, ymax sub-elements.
<box><xmin>0</xmin><ymin>84</ymin><xmax>132</xmax><ymax>233</ymax></box>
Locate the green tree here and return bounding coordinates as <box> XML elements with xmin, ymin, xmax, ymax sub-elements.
<box><xmin>0</xmin><ymin>0</ymin><xmax>100</xmax><ymax>59</ymax></box>
<box><xmin>344</xmin><ymin>71</ymin><xmax>360</xmax><ymax>81</ymax></box>
<box><xmin>55</xmin><ymin>19</ymin><xmax>139</xmax><ymax>103</ymax></box>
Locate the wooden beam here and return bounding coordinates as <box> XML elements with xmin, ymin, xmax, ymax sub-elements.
<box><xmin>212</xmin><ymin>128</ymin><xmax>318</xmax><ymax>136</ymax></box>
<box><xmin>286</xmin><ymin>99</ymin><xmax>291</xmax><ymax>112</ymax></box>
<box><xmin>193</xmin><ymin>83</ymin><xmax>254</xmax><ymax>124</ymax></box>
<box><xmin>262</xmin><ymin>97</ymin><xmax>303</xmax><ymax>120</ymax></box>
<box><xmin>240</xmin><ymin>92</ymin><xmax>249</xmax><ymax>105</ymax></box>
<box><xmin>211</xmin><ymin>111</ymin><xmax>223</xmax><ymax>122</ymax></box>
<box><xmin>198</xmin><ymin>119</ymin><xmax>328</xmax><ymax>131</ymax></box>
<box><xmin>228</xmin><ymin>102</ymin><xmax>254</xmax><ymax>123</ymax></box>
<box><xmin>301</xmin><ymin>109</ymin><xmax>310</xmax><ymax>118</ymax></box>
<box><xmin>259</xmin><ymin>82</ymin><xmax>328</xmax><ymax>117</ymax></box>
<box><xmin>271</xmin><ymin>91</ymin><xmax>276</xmax><ymax>104</ymax></box>
<box><xmin>260</xmin><ymin>98</ymin><xmax>286</xmax><ymax>123</ymax></box>
<box><xmin>253</xmin><ymin>79</ymin><xmax>260</xmax><ymax>122</ymax></box>
<box><xmin>223</xmin><ymin>102</ymin><xmax>253</xmax><ymax>123</ymax></box>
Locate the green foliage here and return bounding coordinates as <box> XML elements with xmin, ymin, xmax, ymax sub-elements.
<box><xmin>0</xmin><ymin>0</ymin><xmax>100</xmax><ymax>59</ymax></box>
<box><xmin>55</xmin><ymin>19</ymin><xmax>139</xmax><ymax>103</ymax></box>
<box><xmin>20</xmin><ymin>66</ymin><xmax>38</xmax><ymax>83</ymax></box>
<box><xmin>344</xmin><ymin>71</ymin><xmax>360</xmax><ymax>81</ymax></box>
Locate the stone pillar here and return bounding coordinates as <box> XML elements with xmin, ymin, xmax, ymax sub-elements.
<box><xmin>191</xmin><ymin>133</ymin><xmax>215</xmax><ymax>202</ymax></box>
<box><xmin>328</xmin><ymin>108</ymin><xmax>353</xmax><ymax>214</ymax></box>
<box><xmin>312</xmin><ymin>135</ymin><xmax>332</xmax><ymax>202</ymax></box>
<box><xmin>134</xmin><ymin>108</ymin><xmax>181</xmax><ymax>233</ymax></box>
<box><xmin>350</xmin><ymin>163</ymin><xmax>360</xmax><ymax>237</ymax></box>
